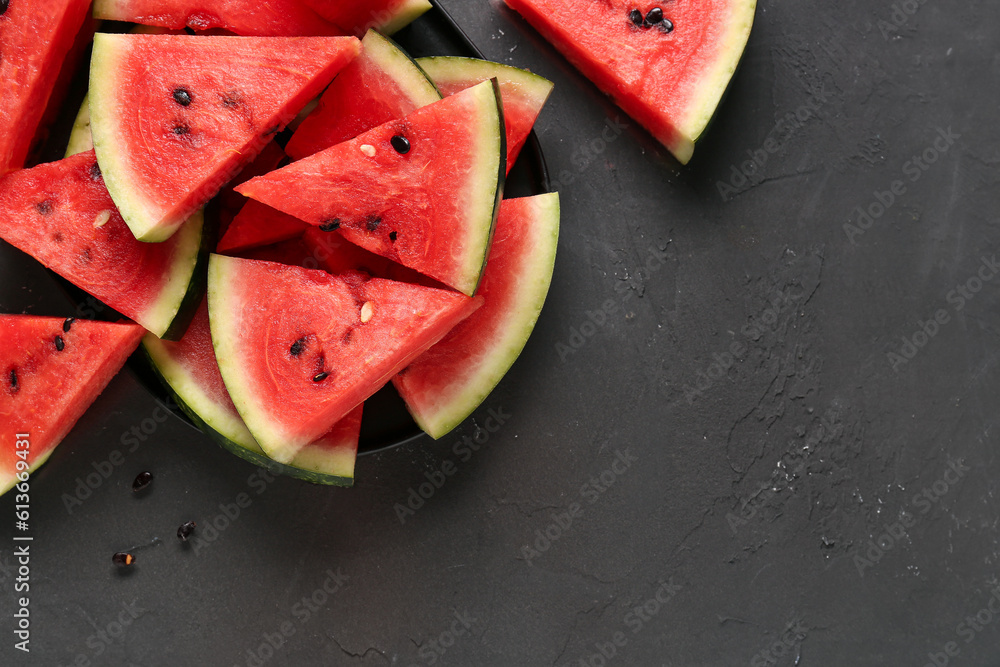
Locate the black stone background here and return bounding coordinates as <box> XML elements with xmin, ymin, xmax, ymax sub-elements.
<box><xmin>2</xmin><ymin>0</ymin><xmax>1000</xmax><ymax>665</ymax></box>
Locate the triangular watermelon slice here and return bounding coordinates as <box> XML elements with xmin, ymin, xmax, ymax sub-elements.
<box><xmin>504</xmin><ymin>0</ymin><xmax>756</xmax><ymax>163</ymax></box>
<box><xmin>207</xmin><ymin>254</ymin><xmax>482</xmax><ymax>462</ymax></box>
<box><xmin>0</xmin><ymin>0</ymin><xmax>92</xmax><ymax>173</ymax></box>
<box><xmin>142</xmin><ymin>298</ymin><xmax>362</xmax><ymax>484</ymax></box>
<box><xmin>394</xmin><ymin>194</ymin><xmax>559</xmax><ymax>438</ymax></box>
<box><xmin>417</xmin><ymin>57</ymin><xmax>554</xmax><ymax>175</ymax></box>
<box><xmin>285</xmin><ymin>29</ymin><xmax>441</xmax><ymax>161</ymax></box>
<box><xmin>301</xmin><ymin>0</ymin><xmax>431</xmax><ymax>36</ymax></box>
<box><xmin>89</xmin><ymin>34</ymin><xmax>361</xmax><ymax>242</ymax></box>
<box><xmin>0</xmin><ymin>316</ymin><xmax>144</xmax><ymax>495</ymax></box>
<box><xmin>93</xmin><ymin>0</ymin><xmax>343</xmax><ymax>36</ymax></box>
<box><xmin>237</xmin><ymin>80</ymin><xmax>506</xmax><ymax>297</ymax></box>
<box><xmin>0</xmin><ymin>152</ymin><xmax>207</xmax><ymax>339</ymax></box>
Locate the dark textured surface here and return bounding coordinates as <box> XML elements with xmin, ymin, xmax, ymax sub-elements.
<box><xmin>2</xmin><ymin>0</ymin><xmax>1000</xmax><ymax>665</ymax></box>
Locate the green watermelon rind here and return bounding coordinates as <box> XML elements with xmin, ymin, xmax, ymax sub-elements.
<box><xmin>89</xmin><ymin>33</ymin><xmax>167</xmax><ymax>242</ymax></box>
<box><xmin>395</xmin><ymin>193</ymin><xmax>560</xmax><ymax>439</ymax></box>
<box><xmin>463</xmin><ymin>78</ymin><xmax>506</xmax><ymax>296</ymax></box>
<box><xmin>374</xmin><ymin>0</ymin><xmax>432</xmax><ymax>35</ymax></box>
<box><xmin>64</xmin><ymin>93</ymin><xmax>93</xmax><ymax>158</ymax></box>
<box><xmin>365</xmin><ymin>29</ymin><xmax>442</xmax><ymax>107</ymax></box>
<box><xmin>415</xmin><ymin>56</ymin><xmax>554</xmax><ymax>111</ymax></box>
<box><xmin>148</xmin><ymin>207</ymin><xmax>209</xmax><ymax>341</ymax></box>
<box><xmin>141</xmin><ymin>335</ymin><xmax>355</xmax><ymax>486</ymax></box>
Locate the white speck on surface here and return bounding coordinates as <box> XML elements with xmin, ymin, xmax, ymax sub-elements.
<box><xmin>360</xmin><ymin>302</ymin><xmax>374</xmax><ymax>323</ymax></box>
<box><xmin>93</xmin><ymin>210</ymin><xmax>111</xmax><ymax>228</ymax></box>
<box><xmin>361</xmin><ymin>144</ymin><xmax>376</xmax><ymax>157</ymax></box>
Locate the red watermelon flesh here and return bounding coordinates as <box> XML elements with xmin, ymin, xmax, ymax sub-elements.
<box><xmin>89</xmin><ymin>34</ymin><xmax>361</xmax><ymax>242</ymax></box>
<box><xmin>0</xmin><ymin>0</ymin><xmax>92</xmax><ymax>173</ymax></box>
<box><xmin>142</xmin><ymin>298</ymin><xmax>362</xmax><ymax>483</ymax></box>
<box><xmin>503</xmin><ymin>0</ymin><xmax>756</xmax><ymax>164</ymax></box>
<box><xmin>301</xmin><ymin>0</ymin><xmax>431</xmax><ymax>36</ymax></box>
<box><xmin>393</xmin><ymin>193</ymin><xmax>559</xmax><ymax>438</ymax></box>
<box><xmin>285</xmin><ymin>29</ymin><xmax>441</xmax><ymax>161</ymax></box>
<box><xmin>0</xmin><ymin>316</ymin><xmax>144</xmax><ymax>495</ymax></box>
<box><xmin>93</xmin><ymin>0</ymin><xmax>344</xmax><ymax>36</ymax></box>
<box><xmin>237</xmin><ymin>80</ymin><xmax>505</xmax><ymax>297</ymax></box>
<box><xmin>417</xmin><ymin>57</ymin><xmax>553</xmax><ymax>175</ymax></box>
<box><xmin>217</xmin><ymin>201</ymin><xmax>308</xmax><ymax>254</ymax></box>
<box><xmin>0</xmin><ymin>152</ymin><xmax>207</xmax><ymax>339</ymax></box>
<box><xmin>207</xmin><ymin>254</ymin><xmax>482</xmax><ymax>462</ymax></box>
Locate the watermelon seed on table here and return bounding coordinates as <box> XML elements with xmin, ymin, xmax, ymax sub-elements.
<box><xmin>177</xmin><ymin>521</ymin><xmax>196</xmax><ymax>541</ymax></box>
<box><xmin>112</xmin><ymin>552</ymin><xmax>135</xmax><ymax>566</ymax></box>
<box><xmin>132</xmin><ymin>471</ymin><xmax>153</xmax><ymax>492</ymax></box>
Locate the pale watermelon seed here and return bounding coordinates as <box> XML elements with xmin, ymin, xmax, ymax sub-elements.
<box><xmin>360</xmin><ymin>302</ymin><xmax>374</xmax><ymax>323</ymax></box>
<box><xmin>54</xmin><ymin>335</ymin><xmax>65</xmax><ymax>352</ymax></box>
<box><xmin>172</xmin><ymin>88</ymin><xmax>192</xmax><ymax>106</ymax></box>
<box><xmin>361</xmin><ymin>144</ymin><xmax>376</xmax><ymax>157</ymax></box>
<box><xmin>390</xmin><ymin>135</ymin><xmax>411</xmax><ymax>154</ymax></box>
<box><xmin>93</xmin><ymin>210</ymin><xmax>111</xmax><ymax>228</ymax></box>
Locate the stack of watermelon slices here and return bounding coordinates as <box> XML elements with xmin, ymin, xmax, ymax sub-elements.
<box><xmin>0</xmin><ymin>9</ymin><xmax>559</xmax><ymax>493</ymax></box>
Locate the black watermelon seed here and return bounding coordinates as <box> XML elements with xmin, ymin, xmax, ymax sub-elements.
<box><xmin>659</xmin><ymin>18</ymin><xmax>674</xmax><ymax>33</ymax></box>
<box><xmin>172</xmin><ymin>87</ymin><xmax>192</xmax><ymax>106</ymax></box>
<box><xmin>9</xmin><ymin>369</ymin><xmax>18</xmax><ymax>393</ymax></box>
<box><xmin>366</xmin><ymin>216</ymin><xmax>381</xmax><ymax>232</ymax></box>
<box><xmin>389</xmin><ymin>231</ymin><xmax>397</xmax><ymax>242</ymax></box>
<box><xmin>220</xmin><ymin>91</ymin><xmax>241</xmax><ymax>108</ymax></box>
<box><xmin>319</xmin><ymin>218</ymin><xmax>341</xmax><ymax>232</ymax></box>
<box><xmin>112</xmin><ymin>552</ymin><xmax>135</xmax><ymax>566</ymax></box>
<box><xmin>645</xmin><ymin>7</ymin><xmax>663</xmax><ymax>24</ymax></box>
<box><xmin>132</xmin><ymin>471</ymin><xmax>153</xmax><ymax>492</ymax></box>
<box><xmin>63</xmin><ymin>317</ymin><xmax>75</xmax><ymax>332</ymax></box>
<box><xmin>177</xmin><ymin>521</ymin><xmax>196</xmax><ymax>541</ymax></box>
<box><xmin>289</xmin><ymin>337</ymin><xmax>307</xmax><ymax>357</ymax></box>
<box><xmin>89</xmin><ymin>162</ymin><xmax>102</xmax><ymax>181</ymax></box>
<box><xmin>54</xmin><ymin>335</ymin><xmax>65</xmax><ymax>352</ymax></box>
<box><xmin>35</xmin><ymin>200</ymin><xmax>53</xmax><ymax>216</ymax></box>
<box><xmin>172</xmin><ymin>124</ymin><xmax>190</xmax><ymax>136</ymax></box>
<box><xmin>628</xmin><ymin>8</ymin><xmax>643</xmax><ymax>26</ymax></box>
<box><xmin>390</xmin><ymin>135</ymin><xmax>411</xmax><ymax>154</ymax></box>
<box><xmin>0</xmin><ymin>0</ymin><xmax>9</xmax><ymax>16</ymax></box>
<box><xmin>313</xmin><ymin>372</ymin><xmax>329</xmax><ymax>382</ymax></box>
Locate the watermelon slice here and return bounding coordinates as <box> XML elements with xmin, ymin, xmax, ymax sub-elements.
<box><xmin>504</xmin><ymin>0</ymin><xmax>756</xmax><ymax>164</ymax></box>
<box><xmin>0</xmin><ymin>152</ymin><xmax>207</xmax><ymax>339</ymax></box>
<box><xmin>301</xmin><ymin>0</ymin><xmax>431</xmax><ymax>36</ymax></box>
<box><xmin>394</xmin><ymin>194</ymin><xmax>559</xmax><ymax>438</ymax></box>
<box><xmin>417</xmin><ymin>57</ymin><xmax>553</xmax><ymax>175</ymax></box>
<box><xmin>0</xmin><ymin>0</ymin><xmax>91</xmax><ymax>173</ymax></box>
<box><xmin>93</xmin><ymin>0</ymin><xmax>344</xmax><ymax>36</ymax></box>
<box><xmin>207</xmin><ymin>254</ymin><xmax>482</xmax><ymax>462</ymax></box>
<box><xmin>237</xmin><ymin>80</ymin><xmax>506</xmax><ymax>297</ymax></box>
<box><xmin>142</xmin><ymin>299</ymin><xmax>362</xmax><ymax>484</ymax></box>
<box><xmin>0</xmin><ymin>316</ymin><xmax>144</xmax><ymax>495</ymax></box>
<box><xmin>216</xmin><ymin>201</ymin><xmax>308</xmax><ymax>254</ymax></box>
<box><xmin>285</xmin><ymin>29</ymin><xmax>441</xmax><ymax>161</ymax></box>
<box><xmin>89</xmin><ymin>34</ymin><xmax>361</xmax><ymax>242</ymax></box>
